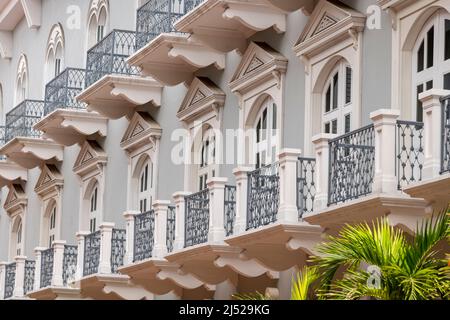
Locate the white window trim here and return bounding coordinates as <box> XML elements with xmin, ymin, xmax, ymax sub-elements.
<box><xmin>15</xmin><ymin>54</ymin><xmax>29</xmax><ymax>105</ymax></box>
<box><xmin>10</xmin><ymin>214</ymin><xmax>24</xmax><ymax>259</ymax></box>
<box><xmin>87</xmin><ymin>0</ymin><xmax>109</xmax><ymax>51</ymax></box>
<box><xmin>44</xmin><ymin>23</ymin><xmax>65</xmax><ymax>89</ymax></box>
<box><xmin>3</xmin><ymin>184</ymin><xmax>27</xmax><ymax>260</ymax></box>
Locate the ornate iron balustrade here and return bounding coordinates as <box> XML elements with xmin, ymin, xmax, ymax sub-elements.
<box><xmin>111</xmin><ymin>229</ymin><xmax>126</xmax><ymax>273</ymax></box>
<box><xmin>224</xmin><ymin>185</ymin><xmax>236</xmax><ymax>236</ymax></box>
<box><xmin>83</xmin><ymin>231</ymin><xmax>101</xmax><ymax>276</ymax></box>
<box><xmin>40</xmin><ymin>248</ymin><xmax>54</xmax><ymax>288</ymax></box>
<box><xmin>62</xmin><ymin>245</ymin><xmax>78</xmax><ymax>286</ymax></box>
<box><xmin>5</xmin><ymin>100</ymin><xmax>44</xmax><ymax>142</ymax></box>
<box><xmin>328</xmin><ymin>125</ymin><xmax>375</xmax><ymax>206</ymax></box>
<box><xmin>85</xmin><ymin>30</ymin><xmax>141</xmax><ymax>87</ymax></box>
<box><xmin>166</xmin><ymin>205</ymin><xmax>176</xmax><ymax>253</ymax></box>
<box><xmin>297</xmin><ymin>157</ymin><xmax>316</xmax><ymax>219</ymax></box>
<box><xmin>44</xmin><ymin>68</ymin><xmax>86</xmax><ymax>116</ymax></box>
<box><xmin>184</xmin><ymin>189</ymin><xmax>210</xmax><ymax>247</ymax></box>
<box><xmin>0</xmin><ymin>125</ymin><xmax>5</xmax><ymax>146</ymax></box>
<box><xmin>133</xmin><ymin>210</ymin><xmax>155</xmax><ymax>262</ymax></box>
<box><xmin>24</xmin><ymin>260</ymin><xmax>35</xmax><ymax>294</ymax></box>
<box><xmin>396</xmin><ymin>120</ymin><xmax>424</xmax><ymax>190</ymax></box>
<box><xmin>136</xmin><ymin>0</ymin><xmax>204</xmax><ymax>49</ymax></box>
<box><xmin>247</xmin><ymin>163</ymin><xmax>280</xmax><ymax>230</ymax></box>
<box><xmin>441</xmin><ymin>96</ymin><xmax>450</xmax><ymax>174</ymax></box>
<box><xmin>4</xmin><ymin>263</ymin><xmax>15</xmax><ymax>299</ymax></box>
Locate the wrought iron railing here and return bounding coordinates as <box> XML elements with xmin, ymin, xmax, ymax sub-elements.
<box><xmin>4</xmin><ymin>263</ymin><xmax>15</xmax><ymax>299</ymax></box>
<box><xmin>247</xmin><ymin>163</ymin><xmax>280</xmax><ymax>230</ymax></box>
<box><xmin>134</xmin><ymin>210</ymin><xmax>155</xmax><ymax>262</ymax></box>
<box><xmin>184</xmin><ymin>189</ymin><xmax>210</xmax><ymax>247</ymax></box>
<box><xmin>62</xmin><ymin>245</ymin><xmax>77</xmax><ymax>286</ymax></box>
<box><xmin>396</xmin><ymin>120</ymin><xmax>424</xmax><ymax>190</ymax></box>
<box><xmin>111</xmin><ymin>229</ymin><xmax>126</xmax><ymax>273</ymax></box>
<box><xmin>44</xmin><ymin>68</ymin><xmax>86</xmax><ymax>116</ymax></box>
<box><xmin>328</xmin><ymin>125</ymin><xmax>375</xmax><ymax>206</ymax></box>
<box><xmin>135</xmin><ymin>0</ymin><xmax>205</xmax><ymax>49</ymax></box>
<box><xmin>166</xmin><ymin>205</ymin><xmax>176</xmax><ymax>253</ymax></box>
<box><xmin>297</xmin><ymin>157</ymin><xmax>316</xmax><ymax>219</ymax></box>
<box><xmin>85</xmin><ymin>30</ymin><xmax>141</xmax><ymax>87</ymax></box>
<box><xmin>5</xmin><ymin>100</ymin><xmax>44</xmax><ymax>142</ymax></box>
<box><xmin>0</xmin><ymin>125</ymin><xmax>5</xmax><ymax>146</ymax></box>
<box><xmin>224</xmin><ymin>185</ymin><xmax>236</xmax><ymax>237</ymax></box>
<box><xmin>24</xmin><ymin>260</ymin><xmax>35</xmax><ymax>294</ymax></box>
<box><xmin>83</xmin><ymin>230</ymin><xmax>101</xmax><ymax>276</ymax></box>
<box><xmin>441</xmin><ymin>96</ymin><xmax>450</xmax><ymax>174</ymax></box>
<box><xmin>40</xmin><ymin>248</ymin><xmax>54</xmax><ymax>288</ymax></box>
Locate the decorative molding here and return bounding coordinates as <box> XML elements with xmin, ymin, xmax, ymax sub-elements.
<box><xmin>73</xmin><ymin>140</ymin><xmax>107</xmax><ymax>177</ymax></box>
<box><xmin>0</xmin><ymin>31</ymin><xmax>13</xmax><ymax>59</ymax></box>
<box><xmin>120</xmin><ymin>112</ymin><xmax>162</xmax><ymax>154</ymax></box>
<box><xmin>34</xmin><ymin>164</ymin><xmax>63</xmax><ymax>198</ymax></box>
<box><xmin>20</xmin><ymin>0</ymin><xmax>42</xmax><ymax>29</ymax></box>
<box><xmin>313</xmin><ymin>14</ymin><xmax>337</xmax><ymax>35</ymax></box>
<box><xmin>4</xmin><ymin>183</ymin><xmax>27</xmax><ymax>216</ymax></box>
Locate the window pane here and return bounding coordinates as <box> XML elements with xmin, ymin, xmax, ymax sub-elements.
<box><xmin>427</xmin><ymin>27</ymin><xmax>434</xmax><ymax>68</ymax></box>
<box><xmin>444</xmin><ymin>73</ymin><xmax>450</xmax><ymax>90</ymax></box>
<box><xmin>426</xmin><ymin>80</ymin><xmax>433</xmax><ymax>91</ymax></box>
<box><xmin>331</xmin><ymin>120</ymin><xmax>338</xmax><ymax>134</ymax></box>
<box><xmin>446</xmin><ymin>20</ymin><xmax>450</xmax><ymax>61</ymax></box>
<box><xmin>417</xmin><ymin>41</ymin><xmax>424</xmax><ymax>72</ymax></box>
<box><xmin>272</xmin><ymin>103</ymin><xmax>277</xmax><ymax>130</ymax></box>
<box><xmin>325</xmin><ymin>122</ymin><xmax>330</xmax><ymax>134</ymax></box>
<box><xmin>256</xmin><ymin>121</ymin><xmax>261</xmax><ymax>143</ymax></box>
<box><xmin>332</xmin><ymin>73</ymin><xmax>338</xmax><ymax>110</ymax></box>
<box><xmin>345</xmin><ymin>114</ymin><xmax>351</xmax><ymax>133</ymax></box>
<box><xmin>262</xmin><ymin>109</ymin><xmax>267</xmax><ymax>130</ymax></box>
<box><xmin>417</xmin><ymin>84</ymin><xmax>424</xmax><ymax>122</ymax></box>
<box><xmin>325</xmin><ymin>86</ymin><xmax>331</xmax><ymax>113</ymax></box>
<box><xmin>345</xmin><ymin>67</ymin><xmax>352</xmax><ymax>104</ymax></box>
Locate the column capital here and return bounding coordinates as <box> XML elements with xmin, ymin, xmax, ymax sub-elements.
<box><xmin>14</xmin><ymin>256</ymin><xmax>27</xmax><ymax>262</ymax></box>
<box><xmin>206</xmin><ymin>177</ymin><xmax>228</xmax><ymax>189</ymax></box>
<box><xmin>34</xmin><ymin>247</ymin><xmax>48</xmax><ymax>254</ymax></box>
<box><xmin>173</xmin><ymin>191</ymin><xmax>191</xmax><ymax>204</ymax></box>
<box><xmin>419</xmin><ymin>89</ymin><xmax>450</xmax><ymax>106</ymax></box>
<box><xmin>76</xmin><ymin>231</ymin><xmax>91</xmax><ymax>240</ymax></box>
<box><xmin>99</xmin><ymin>222</ymin><xmax>115</xmax><ymax>231</ymax></box>
<box><xmin>278</xmin><ymin>148</ymin><xmax>302</xmax><ymax>160</ymax></box>
<box><xmin>312</xmin><ymin>133</ymin><xmax>338</xmax><ymax>146</ymax></box>
<box><xmin>123</xmin><ymin>210</ymin><xmax>141</xmax><ymax>220</ymax></box>
<box><xmin>370</xmin><ymin>108</ymin><xmax>400</xmax><ymax>125</ymax></box>
<box><xmin>153</xmin><ymin>200</ymin><xmax>171</xmax><ymax>210</ymax></box>
<box><xmin>52</xmin><ymin>240</ymin><xmax>67</xmax><ymax>249</ymax></box>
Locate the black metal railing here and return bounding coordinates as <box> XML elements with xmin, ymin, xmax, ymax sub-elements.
<box><xmin>83</xmin><ymin>231</ymin><xmax>101</xmax><ymax>276</ymax></box>
<box><xmin>136</xmin><ymin>0</ymin><xmax>204</xmax><ymax>49</ymax></box>
<box><xmin>396</xmin><ymin>120</ymin><xmax>424</xmax><ymax>190</ymax></box>
<box><xmin>40</xmin><ymin>248</ymin><xmax>54</xmax><ymax>288</ymax></box>
<box><xmin>44</xmin><ymin>68</ymin><xmax>86</xmax><ymax>116</ymax></box>
<box><xmin>441</xmin><ymin>96</ymin><xmax>450</xmax><ymax>174</ymax></box>
<box><xmin>5</xmin><ymin>100</ymin><xmax>44</xmax><ymax>142</ymax></box>
<box><xmin>111</xmin><ymin>229</ymin><xmax>126</xmax><ymax>273</ymax></box>
<box><xmin>23</xmin><ymin>260</ymin><xmax>35</xmax><ymax>294</ymax></box>
<box><xmin>224</xmin><ymin>185</ymin><xmax>236</xmax><ymax>237</ymax></box>
<box><xmin>0</xmin><ymin>125</ymin><xmax>5</xmax><ymax>146</ymax></box>
<box><xmin>4</xmin><ymin>263</ymin><xmax>15</xmax><ymax>299</ymax></box>
<box><xmin>62</xmin><ymin>245</ymin><xmax>77</xmax><ymax>286</ymax></box>
<box><xmin>184</xmin><ymin>189</ymin><xmax>209</xmax><ymax>247</ymax></box>
<box><xmin>166</xmin><ymin>205</ymin><xmax>176</xmax><ymax>253</ymax></box>
<box><xmin>247</xmin><ymin>163</ymin><xmax>280</xmax><ymax>230</ymax></box>
<box><xmin>328</xmin><ymin>125</ymin><xmax>375</xmax><ymax>206</ymax></box>
<box><xmin>85</xmin><ymin>30</ymin><xmax>140</xmax><ymax>87</ymax></box>
<box><xmin>133</xmin><ymin>210</ymin><xmax>155</xmax><ymax>262</ymax></box>
<box><xmin>297</xmin><ymin>157</ymin><xmax>316</xmax><ymax>219</ymax></box>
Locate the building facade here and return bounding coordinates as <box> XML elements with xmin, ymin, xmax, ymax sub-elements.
<box><xmin>0</xmin><ymin>0</ymin><xmax>448</xmax><ymax>300</ymax></box>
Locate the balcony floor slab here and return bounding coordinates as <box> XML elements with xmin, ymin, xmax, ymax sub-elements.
<box><xmin>403</xmin><ymin>174</ymin><xmax>450</xmax><ymax>210</ymax></box>
<box><xmin>27</xmin><ymin>287</ymin><xmax>82</xmax><ymax>300</ymax></box>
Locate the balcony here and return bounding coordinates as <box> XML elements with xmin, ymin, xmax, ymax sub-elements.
<box><xmin>4</xmin><ymin>100</ymin><xmax>44</xmax><ymax>142</ymax></box>
<box><xmin>23</xmin><ymin>260</ymin><xmax>36</xmax><ymax>296</ymax></box>
<box><xmin>44</xmin><ymin>68</ymin><xmax>87</xmax><ymax>116</ymax></box>
<box><xmin>297</xmin><ymin>157</ymin><xmax>316</xmax><ymax>219</ymax></box>
<box><xmin>136</xmin><ymin>0</ymin><xmax>205</xmax><ymax>50</ymax></box>
<box><xmin>3</xmin><ymin>262</ymin><xmax>15</xmax><ymax>299</ymax></box>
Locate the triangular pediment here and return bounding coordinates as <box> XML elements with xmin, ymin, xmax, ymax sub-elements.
<box><xmin>295</xmin><ymin>0</ymin><xmax>366</xmax><ymax>46</ymax></box>
<box><xmin>4</xmin><ymin>184</ymin><xmax>27</xmax><ymax>215</ymax></box>
<box><xmin>120</xmin><ymin>112</ymin><xmax>162</xmax><ymax>153</ymax></box>
<box><xmin>34</xmin><ymin>164</ymin><xmax>63</xmax><ymax>196</ymax></box>
<box><xmin>230</xmin><ymin>42</ymin><xmax>287</xmax><ymax>85</ymax></box>
<box><xmin>177</xmin><ymin>77</ymin><xmax>225</xmax><ymax>122</ymax></box>
<box><xmin>73</xmin><ymin>140</ymin><xmax>107</xmax><ymax>176</ymax></box>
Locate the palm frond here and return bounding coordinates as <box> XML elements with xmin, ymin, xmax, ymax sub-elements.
<box><xmin>291</xmin><ymin>266</ymin><xmax>320</xmax><ymax>300</ymax></box>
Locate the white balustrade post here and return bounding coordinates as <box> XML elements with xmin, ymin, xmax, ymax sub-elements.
<box><xmin>52</xmin><ymin>240</ymin><xmax>66</xmax><ymax>287</ymax></box>
<box><xmin>123</xmin><ymin>211</ymin><xmax>140</xmax><ymax>265</ymax></box>
<box><xmin>0</xmin><ymin>262</ymin><xmax>6</xmax><ymax>299</ymax></box>
<box><xmin>153</xmin><ymin>200</ymin><xmax>171</xmax><ymax>258</ymax></box>
<box><xmin>232</xmin><ymin>167</ymin><xmax>253</xmax><ymax>235</ymax></box>
<box><xmin>370</xmin><ymin>109</ymin><xmax>400</xmax><ymax>194</ymax></box>
<box><xmin>75</xmin><ymin>231</ymin><xmax>89</xmax><ymax>280</ymax></box>
<box><xmin>98</xmin><ymin>223</ymin><xmax>115</xmax><ymax>274</ymax></box>
<box><xmin>207</xmin><ymin>177</ymin><xmax>228</xmax><ymax>243</ymax></box>
<box><xmin>278</xmin><ymin>149</ymin><xmax>302</xmax><ymax>223</ymax></box>
<box><xmin>312</xmin><ymin>134</ymin><xmax>337</xmax><ymax>210</ymax></box>
<box><xmin>420</xmin><ymin>89</ymin><xmax>450</xmax><ymax>179</ymax></box>
<box><xmin>173</xmin><ymin>192</ymin><xmax>191</xmax><ymax>251</ymax></box>
<box><xmin>13</xmin><ymin>256</ymin><xmax>26</xmax><ymax>298</ymax></box>
<box><xmin>33</xmin><ymin>248</ymin><xmax>46</xmax><ymax>291</ymax></box>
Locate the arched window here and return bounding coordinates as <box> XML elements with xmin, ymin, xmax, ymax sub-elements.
<box><xmin>89</xmin><ymin>185</ymin><xmax>99</xmax><ymax>232</ymax></box>
<box><xmin>11</xmin><ymin>217</ymin><xmax>23</xmax><ymax>258</ymax></box>
<box><xmin>412</xmin><ymin>10</ymin><xmax>450</xmax><ymax>122</ymax></box>
<box><xmin>48</xmin><ymin>205</ymin><xmax>56</xmax><ymax>247</ymax></box>
<box><xmin>87</xmin><ymin>0</ymin><xmax>109</xmax><ymax>49</ymax></box>
<box><xmin>16</xmin><ymin>55</ymin><xmax>28</xmax><ymax>104</ymax></box>
<box><xmin>16</xmin><ymin>221</ymin><xmax>22</xmax><ymax>256</ymax></box>
<box><xmin>254</xmin><ymin>97</ymin><xmax>277</xmax><ymax>168</ymax></box>
<box><xmin>138</xmin><ymin>159</ymin><xmax>153</xmax><ymax>212</ymax></box>
<box><xmin>45</xmin><ymin>24</ymin><xmax>65</xmax><ymax>83</ymax></box>
<box><xmin>198</xmin><ymin>127</ymin><xmax>215</xmax><ymax>191</ymax></box>
<box><xmin>322</xmin><ymin>61</ymin><xmax>353</xmax><ymax>135</ymax></box>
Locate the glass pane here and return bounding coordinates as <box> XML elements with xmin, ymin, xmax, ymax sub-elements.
<box><xmin>426</xmin><ymin>80</ymin><xmax>433</xmax><ymax>90</ymax></box>
<box><xmin>446</xmin><ymin>20</ymin><xmax>450</xmax><ymax>61</ymax></box>
<box><xmin>272</xmin><ymin>103</ymin><xmax>277</xmax><ymax>130</ymax></box>
<box><xmin>444</xmin><ymin>73</ymin><xmax>450</xmax><ymax>90</ymax></box>
<box><xmin>325</xmin><ymin>86</ymin><xmax>331</xmax><ymax>113</ymax></box>
<box><xmin>417</xmin><ymin>84</ymin><xmax>424</xmax><ymax>122</ymax></box>
<box><xmin>345</xmin><ymin>67</ymin><xmax>352</xmax><ymax>104</ymax></box>
<box><xmin>325</xmin><ymin>122</ymin><xmax>330</xmax><ymax>134</ymax></box>
<box><xmin>427</xmin><ymin>27</ymin><xmax>434</xmax><ymax>68</ymax></box>
<box><xmin>331</xmin><ymin>120</ymin><xmax>338</xmax><ymax>134</ymax></box>
<box><xmin>345</xmin><ymin>114</ymin><xmax>351</xmax><ymax>133</ymax></box>
<box><xmin>332</xmin><ymin>73</ymin><xmax>338</xmax><ymax>110</ymax></box>
<box><xmin>417</xmin><ymin>41</ymin><xmax>424</xmax><ymax>72</ymax></box>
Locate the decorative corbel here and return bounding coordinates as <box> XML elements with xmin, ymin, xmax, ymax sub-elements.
<box><xmin>386</xmin><ymin>8</ymin><xmax>397</xmax><ymax>31</ymax></box>
<box><xmin>211</xmin><ymin>103</ymin><xmax>221</xmax><ymax>122</ymax></box>
<box><xmin>272</xmin><ymin>70</ymin><xmax>282</xmax><ymax>89</ymax></box>
<box><xmin>348</xmin><ymin>29</ymin><xmax>359</xmax><ymax>50</ymax></box>
<box><xmin>300</xmin><ymin>55</ymin><xmax>310</xmax><ymax>75</ymax></box>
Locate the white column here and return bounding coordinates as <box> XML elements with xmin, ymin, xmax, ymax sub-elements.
<box><xmin>278</xmin><ymin>149</ymin><xmax>302</xmax><ymax>223</ymax></box>
<box><xmin>0</xmin><ymin>262</ymin><xmax>6</xmax><ymax>299</ymax></box>
<box><xmin>207</xmin><ymin>177</ymin><xmax>228</xmax><ymax>243</ymax></box>
<box><xmin>173</xmin><ymin>192</ymin><xmax>191</xmax><ymax>251</ymax></box>
<box><xmin>420</xmin><ymin>89</ymin><xmax>450</xmax><ymax>179</ymax></box>
<box><xmin>312</xmin><ymin>134</ymin><xmax>337</xmax><ymax>210</ymax></box>
<box><xmin>51</xmin><ymin>240</ymin><xmax>66</xmax><ymax>287</ymax></box>
<box><xmin>153</xmin><ymin>200</ymin><xmax>171</xmax><ymax>258</ymax></box>
<box><xmin>75</xmin><ymin>231</ymin><xmax>90</xmax><ymax>280</ymax></box>
<box><xmin>98</xmin><ymin>223</ymin><xmax>115</xmax><ymax>274</ymax></box>
<box><xmin>370</xmin><ymin>109</ymin><xmax>400</xmax><ymax>194</ymax></box>
<box><xmin>123</xmin><ymin>211</ymin><xmax>140</xmax><ymax>265</ymax></box>
<box><xmin>232</xmin><ymin>167</ymin><xmax>253</xmax><ymax>234</ymax></box>
<box><xmin>33</xmin><ymin>248</ymin><xmax>45</xmax><ymax>291</ymax></box>
<box><xmin>13</xmin><ymin>256</ymin><xmax>26</xmax><ymax>298</ymax></box>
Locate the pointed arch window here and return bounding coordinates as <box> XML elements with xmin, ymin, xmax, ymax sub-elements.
<box><xmin>254</xmin><ymin>97</ymin><xmax>278</xmax><ymax>169</ymax></box>
<box><xmin>198</xmin><ymin>127</ymin><xmax>216</xmax><ymax>191</ymax></box>
<box><xmin>48</xmin><ymin>205</ymin><xmax>56</xmax><ymax>247</ymax></box>
<box><xmin>138</xmin><ymin>160</ymin><xmax>153</xmax><ymax>212</ymax></box>
<box><xmin>89</xmin><ymin>186</ymin><xmax>99</xmax><ymax>233</ymax></box>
